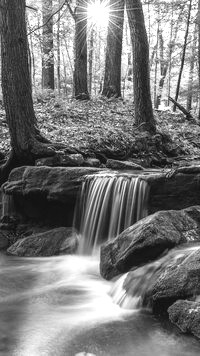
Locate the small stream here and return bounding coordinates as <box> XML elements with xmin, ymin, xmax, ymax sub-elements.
<box><xmin>1</xmin><ymin>252</ymin><xmax>200</xmax><ymax>356</ymax></box>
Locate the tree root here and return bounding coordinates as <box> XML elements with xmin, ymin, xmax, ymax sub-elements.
<box><xmin>0</xmin><ymin>151</ymin><xmax>21</xmax><ymax>186</ymax></box>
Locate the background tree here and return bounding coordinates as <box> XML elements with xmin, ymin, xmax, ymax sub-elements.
<box><xmin>42</xmin><ymin>0</ymin><xmax>55</xmax><ymax>89</ymax></box>
<box><xmin>173</xmin><ymin>0</ymin><xmax>192</xmax><ymax>111</ymax></box>
<box><xmin>126</xmin><ymin>0</ymin><xmax>156</xmax><ymax>134</ymax></box>
<box><xmin>73</xmin><ymin>0</ymin><xmax>89</xmax><ymax>99</ymax></box>
<box><xmin>102</xmin><ymin>0</ymin><xmax>125</xmax><ymax>98</ymax></box>
<box><xmin>198</xmin><ymin>0</ymin><xmax>200</xmax><ymax>119</ymax></box>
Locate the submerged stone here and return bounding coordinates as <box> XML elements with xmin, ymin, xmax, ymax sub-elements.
<box><xmin>7</xmin><ymin>227</ymin><xmax>79</xmax><ymax>257</ymax></box>
<box><xmin>100</xmin><ymin>206</ymin><xmax>200</xmax><ymax>280</ymax></box>
<box><xmin>168</xmin><ymin>300</ymin><xmax>200</xmax><ymax>340</ymax></box>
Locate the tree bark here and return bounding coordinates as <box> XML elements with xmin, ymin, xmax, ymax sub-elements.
<box><xmin>186</xmin><ymin>28</ymin><xmax>197</xmax><ymax>112</ymax></box>
<box><xmin>173</xmin><ymin>0</ymin><xmax>192</xmax><ymax>112</ymax></box>
<box><xmin>57</xmin><ymin>0</ymin><xmax>61</xmax><ymax>95</ymax></box>
<box><xmin>126</xmin><ymin>0</ymin><xmax>156</xmax><ymax>134</ymax></box>
<box><xmin>102</xmin><ymin>0</ymin><xmax>125</xmax><ymax>98</ymax></box>
<box><xmin>42</xmin><ymin>0</ymin><xmax>54</xmax><ymax>90</ymax></box>
<box><xmin>198</xmin><ymin>0</ymin><xmax>200</xmax><ymax>120</ymax></box>
<box><xmin>88</xmin><ymin>28</ymin><xmax>95</xmax><ymax>95</ymax></box>
<box><xmin>74</xmin><ymin>0</ymin><xmax>89</xmax><ymax>100</ymax></box>
<box><xmin>0</xmin><ymin>0</ymin><xmax>60</xmax><ymax>185</ymax></box>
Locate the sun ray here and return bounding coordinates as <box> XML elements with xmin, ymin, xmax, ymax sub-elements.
<box><xmin>87</xmin><ymin>0</ymin><xmax>110</xmax><ymax>28</ymax></box>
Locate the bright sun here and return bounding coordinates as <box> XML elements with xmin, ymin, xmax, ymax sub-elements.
<box><xmin>87</xmin><ymin>0</ymin><xmax>110</xmax><ymax>28</ymax></box>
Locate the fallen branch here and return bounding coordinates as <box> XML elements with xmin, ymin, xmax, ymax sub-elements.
<box><xmin>169</xmin><ymin>96</ymin><xmax>193</xmax><ymax>119</ymax></box>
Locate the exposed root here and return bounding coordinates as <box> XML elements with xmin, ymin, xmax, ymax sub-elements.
<box><xmin>0</xmin><ymin>151</ymin><xmax>21</xmax><ymax>186</ymax></box>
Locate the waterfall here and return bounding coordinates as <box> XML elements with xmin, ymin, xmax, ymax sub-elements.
<box><xmin>74</xmin><ymin>174</ymin><xmax>149</xmax><ymax>253</ymax></box>
<box><xmin>1</xmin><ymin>193</ymin><xmax>16</xmax><ymax>220</ymax></box>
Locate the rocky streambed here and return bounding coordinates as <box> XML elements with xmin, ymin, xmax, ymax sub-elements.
<box><xmin>1</xmin><ymin>164</ymin><xmax>200</xmax><ymax>344</ymax></box>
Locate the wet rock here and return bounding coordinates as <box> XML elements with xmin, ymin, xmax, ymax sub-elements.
<box><xmin>3</xmin><ymin>166</ymin><xmax>102</xmax><ymax>201</ymax></box>
<box><xmin>106</xmin><ymin>159</ymin><xmax>143</xmax><ymax>170</ymax></box>
<box><xmin>146</xmin><ymin>171</ymin><xmax>200</xmax><ymax>214</ymax></box>
<box><xmin>168</xmin><ymin>300</ymin><xmax>200</xmax><ymax>340</ymax></box>
<box><xmin>0</xmin><ymin>230</ymin><xmax>10</xmax><ymax>249</ymax></box>
<box><xmin>100</xmin><ymin>206</ymin><xmax>200</xmax><ymax>280</ymax></box>
<box><xmin>7</xmin><ymin>227</ymin><xmax>79</xmax><ymax>257</ymax></box>
<box><xmin>35</xmin><ymin>152</ymin><xmax>85</xmax><ymax>167</ymax></box>
<box><xmin>84</xmin><ymin>158</ymin><xmax>101</xmax><ymax>167</ymax></box>
<box><xmin>144</xmin><ymin>248</ymin><xmax>200</xmax><ymax>313</ymax></box>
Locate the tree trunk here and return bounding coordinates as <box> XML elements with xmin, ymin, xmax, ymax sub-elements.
<box><xmin>198</xmin><ymin>0</ymin><xmax>200</xmax><ymax>120</ymax></box>
<box><xmin>102</xmin><ymin>0</ymin><xmax>125</xmax><ymax>98</ymax></box>
<box><xmin>0</xmin><ymin>0</ymin><xmax>60</xmax><ymax>185</ymax></box>
<box><xmin>126</xmin><ymin>0</ymin><xmax>156</xmax><ymax>134</ymax></box>
<box><xmin>57</xmin><ymin>0</ymin><xmax>61</xmax><ymax>96</ymax></box>
<box><xmin>173</xmin><ymin>0</ymin><xmax>192</xmax><ymax>112</ymax></box>
<box><xmin>74</xmin><ymin>0</ymin><xmax>89</xmax><ymax>100</ymax></box>
<box><xmin>42</xmin><ymin>0</ymin><xmax>54</xmax><ymax>90</ymax></box>
<box><xmin>154</xmin><ymin>19</ymin><xmax>160</xmax><ymax>108</ymax></box>
<box><xmin>88</xmin><ymin>28</ymin><xmax>95</xmax><ymax>95</ymax></box>
<box><xmin>186</xmin><ymin>28</ymin><xmax>197</xmax><ymax>112</ymax></box>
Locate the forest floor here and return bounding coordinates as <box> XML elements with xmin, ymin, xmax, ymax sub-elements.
<box><xmin>0</xmin><ymin>96</ymin><xmax>200</xmax><ymax>167</ymax></box>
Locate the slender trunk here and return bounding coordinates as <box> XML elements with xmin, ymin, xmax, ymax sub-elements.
<box><xmin>88</xmin><ymin>28</ymin><xmax>94</xmax><ymax>95</ymax></box>
<box><xmin>126</xmin><ymin>0</ymin><xmax>156</xmax><ymax>134</ymax></box>
<box><xmin>102</xmin><ymin>0</ymin><xmax>125</xmax><ymax>98</ymax></box>
<box><xmin>42</xmin><ymin>0</ymin><xmax>54</xmax><ymax>90</ymax></box>
<box><xmin>154</xmin><ymin>20</ymin><xmax>160</xmax><ymax>108</ymax></box>
<box><xmin>173</xmin><ymin>0</ymin><xmax>192</xmax><ymax>111</ymax></box>
<box><xmin>62</xmin><ymin>50</ymin><xmax>68</xmax><ymax>95</ymax></box>
<box><xmin>57</xmin><ymin>1</ymin><xmax>61</xmax><ymax>95</ymax></box>
<box><xmin>198</xmin><ymin>0</ymin><xmax>200</xmax><ymax>120</ymax></box>
<box><xmin>186</xmin><ymin>28</ymin><xmax>197</xmax><ymax>112</ymax></box>
<box><xmin>74</xmin><ymin>0</ymin><xmax>89</xmax><ymax>100</ymax></box>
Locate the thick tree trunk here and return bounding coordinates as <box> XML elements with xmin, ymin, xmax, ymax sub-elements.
<box><xmin>74</xmin><ymin>0</ymin><xmax>89</xmax><ymax>100</ymax></box>
<box><xmin>102</xmin><ymin>0</ymin><xmax>125</xmax><ymax>98</ymax></box>
<box><xmin>126</xmin><ymin>0</ymin><xmax>156</xmax><ymax>134</ymax></box>
<box><xmin>0</xmin><ymin>0</ymin><xmax>59</xmax><ymax>185</ymax></box>
<box><xmin>42</xmin><ymin>0</ymin><xmax>54</xmax><ymax>90</ymax></box>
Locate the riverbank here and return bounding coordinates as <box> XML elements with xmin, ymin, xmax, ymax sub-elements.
<box><xmin>1</xmin><ymin>97</ymin><xmax>200</xmax><ymax>168</ymax></box>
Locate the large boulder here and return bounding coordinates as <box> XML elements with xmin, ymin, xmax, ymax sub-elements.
<box><xmin>168</xmin><ymin>300</ymin><xmax>200</xmax><ymax>340</ymax></box>
<box><xmin>100</xmin><ymin>206</ymin><xmax>200</xmax><ymax>280</ymax></box>
<box><xmin>7</xmin><ymin>227</ymin><xmax>79</xmax><ymax>257</ymax></box>
<box><xmin>146</xmin><ymin>167</ymin><xmax>200</xmax><ymax>214</ymax></box>
<box><xmin>2</xmin><ymin>166</ymin><xmax>103</xmax><ymax>226</ymax></box>
<box><xmin>2</xmin><ymin>166</ymin><xmax>102</xmax><ymax>201</ymax></box>
<box><xmin>144</xmin><ymin>248</ymin><xmax>200</xmax><ymax>313</ymax></box>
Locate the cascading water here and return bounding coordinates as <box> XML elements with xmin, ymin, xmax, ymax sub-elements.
<box><xmin>110</xmin><ymin>244</ymin><xmax>200</xmax><ymax>310</ymax></box>
<box><xmin>1</xmin><ymin>174</ymin><xmax>200</xmax><ymax>355</ymax></box>
<box><xmin>74</xmin><ymin>174</ymin><xmax>149</xmax><ymax>253</ymax></box>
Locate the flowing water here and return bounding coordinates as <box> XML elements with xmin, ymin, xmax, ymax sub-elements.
<box><xmin>74</xmin><ymin>174</ymin><xmax>149</xmax><ymax>253</ymax></box>
<box><xmin>1</xmin><ymin>174</ymin><xmax>200</xmax><ymax>355</ymax></box>
<box><xmin>1</xmin><ymin>251</ymin><xmax>200</xmax><ymax>356</ymax></box>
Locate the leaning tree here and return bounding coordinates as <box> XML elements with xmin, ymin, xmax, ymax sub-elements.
<box><xmin>126</xmin><ymin>0</ymin><xmax>156</xmax><ymax>134</ymax></box>
<box><xmin>0</xmin><ymin>0</ymin><xmax>63</xmax><ymax>185</ymax></box>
